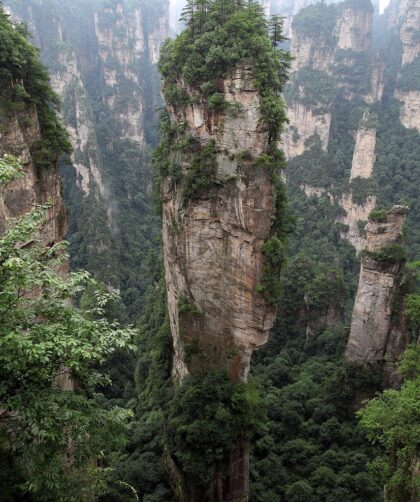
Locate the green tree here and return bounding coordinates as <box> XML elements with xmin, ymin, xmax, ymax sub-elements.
<box><xmin>0</xmin><ymin>158</ymin><xmax>136</xmax><ymax>501</ymax></box>
<box><xmin>268</xmin><ymin>15</ymin><xmax>287</xmax><ymax>48</ymax></box>
<box><xmin>358</xmin><ymin>346</ymin><xmax>420</xmax><ymax>502</ymax></box>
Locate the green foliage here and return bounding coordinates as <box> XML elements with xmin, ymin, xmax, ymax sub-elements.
<box><xmin>285</xmin><ymin>68</ymin><xmax>336</xmax><ymax>113</ymax></box>
<box><xmin>258</xmin><ymin>236</ymin><xmax>287</xmax><ymax>304</ymax></box>
<box><xmin>183</xmin><ymin>140</ymin><xmax>218</xmax><ymax>201</ymax></box>
<box><xmin>396</xmin><ymin>56</ymin><xmax>420</xmax><ymax>92</ymax></box>
<box><xmin>250</xmin><ymin>324</ymin><xmax>382</xmax><ymax>501</ymax></box>
<box><xmin>167</xmin><ymin>370</ymin><xmax>264</xmax><ymax>494</ymax></box>
<box><xmin>178</xmin><ymin>298</ymin><xmax>201</xmax><ymax>315</ymax></box>
<box><xmin>373</xmin><ymin>94</ymin><xmax>420</xmax><ymax>260</ymax></box>
<box><xmin>0</xmin><ymin>160</ymin><xmax>136</xmax><ymax>500</ymax></box>
<box><xmin>404</xmin><ymin>262</ymin><xmax>420</xmax><ymax>327</ymax></box>
<box><xmin>292</xmin><ymin>3</ymin><xmax>338</xmax><ymax>42</ymax></box>
<box><xmin>159</xmin><ymin>0</ymin><xmax>291</xmax><ymax>144</ymax></box>
<box><xmin>349</xmin><ymin>176</ymin><xmax>378</xmax><ymax>204</ymax></box>
<box><xmin>0</xmin><ymin>154</ymin><xmax>24</xmax><ymax>182</ymax></box>
<box><xmin>358</xmin><ymin>346</ymin><xmax>420</xmax><ymax>502</ymax></box>
<box><xmin>0</xmin><ymin>7</ymin><xmax>70</xmax><ymax>169</ymax></box>
<box><xmin>363</xmin><ymin>243</ymin><xmax>407</xmax><ymax>263</ymax></box>
<box><xmin>106</xmin><ymin>259</ymin><xmax>175</xmax><ymax>502</ymax></box>
<box><xmin>368</xmin><ymin>209</ymin><xmax>388</xmax><ymax>223</ymax></box>
<box><xmin>341</xmin><ymin>0</ymin><xmax>374</xmax><ymax>11</ymax></box>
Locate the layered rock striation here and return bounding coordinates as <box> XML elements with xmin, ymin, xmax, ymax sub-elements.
<box><xmin>0</xmin><ymin>101</ymin><xmax>67</xmax><ymax>246</ymax></box>
<box><xmin>345</xmin><ymin>206</ymin><xmax>409</xmax><ymax>373</ymax></box>
<box><xmin>161</xmin><ymin>66</ymin><xmax>278</xmax><ymax>384</ymax></box>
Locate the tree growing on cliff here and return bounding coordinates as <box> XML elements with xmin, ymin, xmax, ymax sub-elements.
<box><xmin>0</xmin><ymin>158</ymin><xmax>136</xmax><ymax>501</ymax></box>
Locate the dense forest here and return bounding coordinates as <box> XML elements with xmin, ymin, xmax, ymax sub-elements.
<box><xmin>0</xmin><ymin>0</ymin><xmax>419</xmax><ymax>501</ymax></box>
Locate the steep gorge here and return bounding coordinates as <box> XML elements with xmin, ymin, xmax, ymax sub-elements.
<box><xmin>1</xmin><ymin>1</ymin><xmax>418</xmax><ymax>500</ymax></box>
<box><xmin>5</xmin><ymin>0</ymin><xmax>169</xmax><ymax>317</ymax></box>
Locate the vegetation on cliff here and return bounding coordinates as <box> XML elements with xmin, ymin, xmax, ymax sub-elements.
<box><xmin>0</xmin><ymin>7</ymin><xmax>70</xmax><ymax>168</ymax></box>
<box><xmin>159</xmin><ymin>0</ymin><xmax>291</xmax><ymax>142</ymax></box>
<box><xmin>0</xmin><ymin>158</ymin><xmax>135</xmax><ymax>501</ymax></box>
<box><xmin>2</xmin><ymin>0</ymin><xmax>419</xmax><ymax>500</ymax></box>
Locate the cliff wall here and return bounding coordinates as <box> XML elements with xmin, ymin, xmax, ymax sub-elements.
<box><xmin>162</xmin><ymin>66</ymin><xmax>278</xmax><ymax>384</ymax></box>
<box><xmin>5</xmin><ymin>0</ymin><xmax>170</xmax><ymax>317</ymax></box>
<box><xmin>0</xmin><ymin>101</ymin><xmax>66</xmax><ymax>247</ymax></box>
<box><xmin>345</xmin><ymin>206</ymin><xmax>409</xmax><ymax>378</ymax></box>
<box><xmin>283</xmin><ymin>0</ymin><xmax>419</xmax><ymax>259</ymax></box>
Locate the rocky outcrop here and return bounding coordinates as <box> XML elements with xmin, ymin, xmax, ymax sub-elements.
<box><xmin>161</xmin><ymin>62</ymin><xmax>281</xmax><ymax>502</ymax></box>
<box><xmin>398</xmin><ymin>0</ymin><xmax>420</xmax><ymax>66</ymax></box>
<box><xmin>365</xmin><ymin>59</ymin><xmax>385</xmax><ymax>103</ymax></box>
<box><xmin>0</xmin><ymin>103</ymin><xmax>67</xmax><ymax>248</ymax></box>
<box><xmin>162</xmin><ymin>66</ymin><xmax>277</xmax><ymax>384</ymax></box>
<box><xmin>337</xmin><ymin>194</ymin><xmax>377</xmax><ymax>253</ymax></box>
<box><xmin>6</xmin><ymin>0</ymin><xmax>170</xmax><ymax>314</ymax></box>
<box><xmin>350</xmin><ymin>126</ymin><xmax>376</xmax><ymax>180</ymax></box>
<box><xmin>284</xmin><ymin>1</ymin><xmax>374</xmax><ymax>161</ymax></box>
<box><xmin>298</xmin><ymin>185</ymin><xmax>376</xmax><ymax>253</ymax></box>
<box><xmin>335</xmin><ymin>6</ymin><xmax>372</xmax><ymax>52</ymax></box>
<box><xmin>94</xmin><ymin>3</ymin><xmax>146</xmax><ymax>146</ymax></box>
<box><xmin>345</xmin><ymin>206</ymin><xmax>409</xmax><ymax>375</ymax></box>
<box><xmin>290</xmin><ymin>32</ymin><xmax>335</xmax><ymax>73</ymax></box>
<box><xmin>282</xmin><ymin>104</ymin><xmax>331</xmax><ymax>159</ymax></box>
<box><xmin>394</xmin><ymin>89</ymin><xmax>420</xmax><ymax>132</ymax></box>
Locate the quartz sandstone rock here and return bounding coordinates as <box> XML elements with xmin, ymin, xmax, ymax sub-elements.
<box><xmin>350</xmin><ymin>127</ymin><xmax>376</xmax><ymax>180</ymax></box>
<box><xmin>397</xmin><ymin>0</ymin><xmax>420</xmax><ymax>66</ymax></box>
<box><xmin>162</xmin><ymin>66</ymin><xmax>277</xmax><ymax>384</ymax></box>
<box><xmin>337</xmin><ymin>194</ymin><xmax>377</xmax><ymax>253</ymax></box>
<box><xmin>335</xmin><ymin>6</ymin><xmax>372</xmax><ymax>52</ymax></box>
<box><xmin>345</xmin><ymin>206</ymin><xmax>409</xmax><ymax>372</ymax></box>
<box><xmin>0</xmin><ymin>102</ymin><xmax>67</xmax><ymax>249</ymax></box>
<box><xmin>394</xmin><ymin>89</ymin><xmax>420</xmax><ymax>133</ymax></box>
<box><xmin>282</xmin><ymin>103</ymin><xmax>331</xmax><ymax>159</ymax></box>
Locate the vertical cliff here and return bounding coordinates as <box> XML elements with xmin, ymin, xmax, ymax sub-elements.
<box><xmin>5</xmin><ymin>0</ymin><xmax>170</xmax><ymax>317</ymax></box>
<box><xmin>162</xmin><ymin>65</ymin><xmax>278</xmax><ymax>383</ymax></box>
<box><xmin>345</xmin><ymin>206</ymin><xmax>409</xmax><ymax>381</ymax></box>
<box><xmin>0</xmin><ymin>9</ymin><xmax>68</xmax><ymax>248</ymax></box>
<box><xmin>157</xmin><ymin>2</ymin><xmax>290</xmax><ymax>499</ymax></box>
<box><xmin>0</xmin><ymin>102</ymin><xmax>67</xmax><ymax>247</ymax></box>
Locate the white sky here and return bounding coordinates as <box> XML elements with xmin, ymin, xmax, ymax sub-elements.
<box><xmin>379</xmin><ymin>0</ymin><xmax>391</xmax><ymax>14</ymax></box>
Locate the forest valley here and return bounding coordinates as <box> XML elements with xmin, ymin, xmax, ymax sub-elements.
<box><xmin>0</xmin><ymin>0</ymin><xmax>419</xmax><ymax>501</ymax></box>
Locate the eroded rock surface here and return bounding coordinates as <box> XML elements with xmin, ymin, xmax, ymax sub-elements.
<box><xmin>335</xmin><ymin>7</ymin><xmax>372</xmax><ymax>52</ymax></box>
<box><xmin>0</xmin><ymin>103</ymin><xmax>67</xmax><ymax>248</ymax></box>
<box><xmin>345</xmin><ymin>206</ymin><xmax>409</xmax><ymax>370</ymax></box>
<box><xmin>282</xmin><ymin>104</ymin><xmax>331</xmax><ymax>159</ymax></box>
<box><xmin>162</xmin><ymin>66</ymin><xmax>277</xmax><ymax>384</ymax></box>
<box><xmin>350</xmin><ymin>127</ymin><xmax>376</xmax><ymax>180</ymax></box>
<box><xmin>394</xmin><ymin>89</ymin><xmax>420</xmax><ymax>132</ymax></box>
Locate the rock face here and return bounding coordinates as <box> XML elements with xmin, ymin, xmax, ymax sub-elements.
<box><xmin>350</xmin><ymin>127</ymin><xmax>376</xmax><ymax>180</ymax></box>
<box><xmin>162</xmin><ymin>66</ymin><xmax>277</xmax><ymax>384</ymax></box>
<box><xmin>397</xmin><ymin>0</ymin><xmax>420</xmax><ymax>66</ymax></box>
<box><xmin>394</xmin><ymin>89</ymin><xmax>420</xmax><ymax>132</ymax></box>
<box><xmin>335</xmin><ymin>6</ymin><xmax>372</xmax><ymax>51</ymax></box>
<box><xmin>290</xmin><ymin>32</ymin><xmax>334</xmax><ymax>73</ymax></box>
<box><xmin>0</xmin><ymin>102</ymin><xmax>67</xmax><ymax>248</ymax></box>
<box><xmin>282</xmin><ymin>104</ymin><xmax>331</xmax><ymax>159</ymax></box>
<box><xmin>337</xmin><ymin>194</ymin><xmax>377</xmax><ymax>253</ymax></box>
<box><xmin>345</xmin><ymin>206</ymin><xmax>409</xmax><ymax>376</ymax></box>
<box><xmin>387</xmin><ymin>0</ymin><xmax>420</xmax><ymax>132</ymax></box>
<box><xmin>161</xmin><ymin>65</ymin><xmax>279</xmax><ymax>501</ymax></box>
<box><xmin>283</xmin><ymin>1</ymin><xmax>381</xmax><ymax>252</ymax></box>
